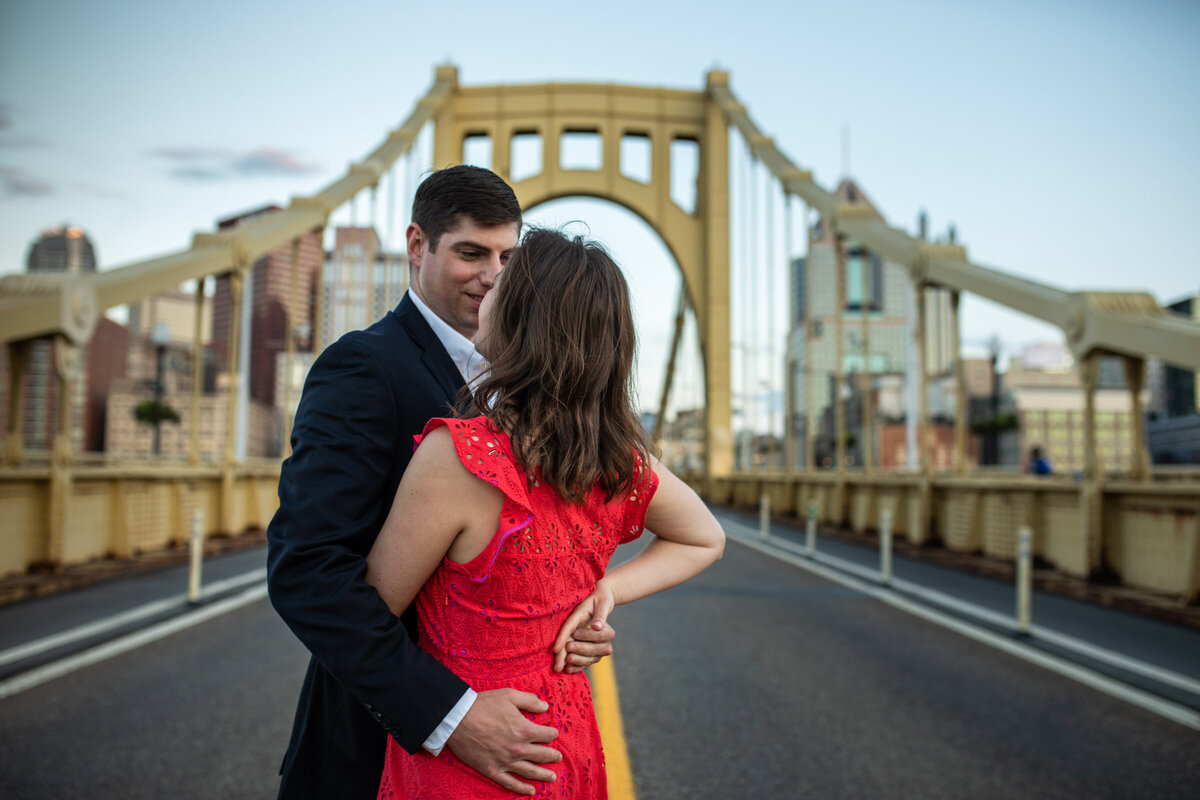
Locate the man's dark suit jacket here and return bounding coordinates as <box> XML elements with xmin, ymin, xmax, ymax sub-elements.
<box><xmin>267</xmin><ymin>294</ymin><xmax>470</xmax><ymax>800</ymax></box>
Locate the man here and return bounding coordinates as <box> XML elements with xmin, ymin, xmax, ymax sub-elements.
<box><xmin>267</xmin><ymin>165</ymin><xmax>616</xmax><ymax>799</ymax></box>
<box><xmin>1029</xmin><ymin>446</ymin><xmax>1053</xmax><ymax>476</ymax></box>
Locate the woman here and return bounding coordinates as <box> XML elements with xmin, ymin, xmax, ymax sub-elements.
<box><xmin>366</xmin><ymin>228</ymin><xmax>725</xmax><ymax>799</ymax></box>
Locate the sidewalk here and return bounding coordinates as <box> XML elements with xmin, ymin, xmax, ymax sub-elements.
<box><xmin>0</xmin><ymin>544</ymin><xmax>270</xmax><ymax>685</ymax></box>
<box><xmin>3</xmin><ymin>507</ymin><xmax>1198</xmax><ymax>717</ymax></box>
<box><xmin>713</xmin><ymin>506</ymin><xmax>1200</xmax><ymax>689</ymax></box>
<box><xmin>0</xmin><ymin>530</ymin><xmax>267</xmax><ymax>607</ymax></box>
<box><xmin>717</xmin><ymin>506</ymin><xmax>1200</xmax><ymax>631</ymax></box>
<box><xmin>4</xmin><ymin>512</ymin><xmax>1197</xmax><ymax>630</ymax></box>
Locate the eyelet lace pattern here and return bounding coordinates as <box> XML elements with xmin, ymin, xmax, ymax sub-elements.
<box><xmin>378</xmin><ymin>416</ymin><xmax>657</xmax><ymax>799</ymax></box>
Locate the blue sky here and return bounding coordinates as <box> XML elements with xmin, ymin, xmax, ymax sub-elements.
<box><xmin>2</xmin><ymin>0</ymin><xmax>1198</xmax><ymax>410</ymax></box>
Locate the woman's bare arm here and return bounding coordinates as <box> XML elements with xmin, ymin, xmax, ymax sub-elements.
<box><xmin>552</xmin><ymin>458</ymin><xmax>724</xmax><ymax>670</ymax></box>
<box><xmin>365</xmin><ymin>426</ymin><xmax>499</xmax><ymax>614</ymax></box>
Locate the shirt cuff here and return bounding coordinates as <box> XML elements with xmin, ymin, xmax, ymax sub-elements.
<box><xmin>423</xmin><ymin>688</ymin><xmax>477</xmax><ymax>756</ymax></box>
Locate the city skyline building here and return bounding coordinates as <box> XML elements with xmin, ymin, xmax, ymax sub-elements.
<box><xmin>1159</xmin><ymin>296</ymin><xmax>1198</xmax><ymax>418</ymax></box>
<box><xmin>784</xmin><ymin>179</ymin><xmax>954</xmax><ymax>468</ymax></box>
<box><xmin>0</xmin><ymin>227</ymin><xmax>245</xmax><ymax>460</ymax></box>
<box><xmin>211</xmin><ymin>206</ymin><xmax>323</xmax><ymax>411</ymax></box>
<box><xmin>26</xmin><ymin>225</ymin><xmax>98</xmax><ymax>275</ymax></box>
<box><xmin>1146</xmin><ymin>295</ymin><xmax>1200</xmax><ymax>464</ymax></box>
<box><xmin>127</xmin><ymin>289</ymin><xmax>212</xmax><ymax>350</ymax></box>
<box><xmin>106</xmin><ymin>284</ymin><xmax>290</xmax><ymax>460</ymax></box>
<box><xmin>1008</xmin><ymin>342</ymin><xmax>1144</xmax><ymax>474</ymax></box>
<box><xmin>103</xmin><ymin>334</ymin><xmax>279</xmax><ymax>460</ymax></box>
<box><xmin>1</xmin><ymin>226</ymin><xmax>100</xmax><ymax>455</ymax></box>
<box><xmin>318</xmin><ymin>225</ymin><xmax>409</xmax><ymax>352</ymax></box>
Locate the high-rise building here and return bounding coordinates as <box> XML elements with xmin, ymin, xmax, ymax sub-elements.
<box><xmin>103</xmin><ymin>290</ymin><xmax>211</xmax><ymax>456</ymax></box>
<box><xmin>27</xmin><ymin>225</ymin><xmax>98</xmax><ymax>274</ymax></box>
<box><xmin>1008</xmin><ymin>343</ymin><xmax>1144</xmax><ymax>473</ymax></box>
<box><xmin>1159</xmin><ymin>296</ymin><xmax>1198</xmax><ymax>418</ymax></box>
<box><xmin>127</xmin><ymin>289</ymin><xmax>211</xmax><ymax>347</ymax></box>
<box><xmin>103</xmin><ymin>351</ymin><xmax>279</xmax><ymax>461</ymax></box>
<box><xmin>82</xmin><ymin>318</ymin><xmax>128</xmax><ymax>452</ymax></box>
<box><xmin>210</xmin><ymin>206</ymin><xmax>323</xmax><ymax>410</ymax></box>
<box><xmin>1</xmin><ymin>226</ymin><xmax>99</xmax><ymax>454</ymax></box>
<box><xmin>784</xmin><ymin>180</ymin><xmax>953</xmax><ymax>466</ymax></box>
<box><xmin>318</xmin><ymin>226</ymin><xmax>409</xmax><ymax>352</ymax></box>
<box><xmin>105</xmin><ymin>285</ymin><xmax>289</xmax><ymax>461</ymax></box>
<box><xmin>1146</xmin><ymin>295</ymin><xmax>1200</xmax><ymax>464</ymax></box>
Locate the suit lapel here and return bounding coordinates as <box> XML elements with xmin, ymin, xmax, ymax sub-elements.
<box><xmin>393</xmin><ymin>294</ymin><xmax>466</xmax><ymax>400</ymax></box>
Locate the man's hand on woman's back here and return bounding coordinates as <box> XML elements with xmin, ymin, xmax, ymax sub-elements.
<box><xmin>446</xmin><ymin>688</ymin><xmax>561</xmax><ymax>796</ymax></box>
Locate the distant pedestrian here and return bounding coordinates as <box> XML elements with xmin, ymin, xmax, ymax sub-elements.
<box><xmin>1029</xmin><ymin>446</ymin><xmax>1053</xmax><ymax>476</ymax></box>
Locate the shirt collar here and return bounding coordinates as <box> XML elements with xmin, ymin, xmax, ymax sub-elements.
<box><xmin>406</xmin><ymin>288</ymin><xmax>489</xmax><ymax>384</ymax></box>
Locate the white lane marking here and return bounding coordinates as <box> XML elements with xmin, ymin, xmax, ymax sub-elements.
<box><xmin>725</xmin><ymin>527</ymin><xmax>1200</xmax><ymax>732</ymax></box>
<box><xmin>755</xmin><ymin>529</ymin><xmax>1200</xmax><ymax>698</ymax></box>
<box><xmin>0</xmin><ymin>583</ymin><xmax>268</xmax><ymax>700</ymax></box>
<box><xmin>0</xmin><ymin>568</ymin><xmax>267</xmax><ymax>668</ymax></box>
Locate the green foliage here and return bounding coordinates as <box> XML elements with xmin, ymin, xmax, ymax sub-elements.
<box><xmin>970</xmin><ymin>412</ymin><xmax>1018</xmax><ymax>435</ymax></box>
<box><xmin>134</xmin><ymin>400</ymin><xmax>180</xmax><ymax>426</ymax></box>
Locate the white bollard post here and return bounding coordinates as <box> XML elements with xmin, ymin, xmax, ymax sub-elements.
<box><xmin>759</xmin><ymin>493</ymin><xmax>770</xmax><ymax>541</ymax></box>
<box><xmin>188</xmin><ymin>509</ymin><xmax>204</xmax><ymax>605</ymax></box>
<box><xmin>880</xmin><ymin>509</ymin><xmax>893</xmax><ymax>586</ymax></box>
<box><xmin>1016</xmin><ymin>525</ymin><xmax>1032</xmax><ymax>635</ymax></box>
<box><xmin>805</xmin><ymin>499</ymin><xmax>817</xmax><ymax>557</ymax></box>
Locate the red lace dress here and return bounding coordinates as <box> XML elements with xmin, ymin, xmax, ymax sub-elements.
<box><xmin>377</xmin><ymin>416</ymin><xmax>658</xmax><ymax>800</ymax></box>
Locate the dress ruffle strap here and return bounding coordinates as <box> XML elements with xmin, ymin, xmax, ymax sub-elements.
<box><xmin>417</xmin><ymin>417</ymin><xmax>536</xmax><ymax>582</ymax></box>
<box><xmin>470</xmin><ymin>511</ymin><xmax>533</xmax><ymax>583</ymax></box>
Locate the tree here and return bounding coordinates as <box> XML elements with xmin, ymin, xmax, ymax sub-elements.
<box><xmin>134</xmin><ymin>399</ymin><xmax>180</xmax><ymax>426</ymax></box>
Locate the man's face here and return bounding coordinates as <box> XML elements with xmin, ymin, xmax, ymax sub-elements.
<box><xmin>406</xmin><ymin>217</ymin><xmax>520</xmax><ymax>340</ymax></box>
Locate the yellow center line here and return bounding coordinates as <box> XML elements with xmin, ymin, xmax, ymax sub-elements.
<box><xmin>591</xmin><ymin>656</ymin><xmax>637</xmax><ymax>799</ymax></box>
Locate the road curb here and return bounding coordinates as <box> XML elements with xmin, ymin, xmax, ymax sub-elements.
<box><xmin>717</xmin><ymin>506</ymin><xmax>1200</xmax><ymax>631</ymax></box>
<box><xmin>0</xmin><ymin>530</ymin><xmax>267</xmax><ymax>607</ymax></box>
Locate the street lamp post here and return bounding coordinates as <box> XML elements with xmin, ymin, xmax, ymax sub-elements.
<box><xmin>151</xmin><ymin>321</ymin><xmax>170</xmax><ymax>456</ymax></box>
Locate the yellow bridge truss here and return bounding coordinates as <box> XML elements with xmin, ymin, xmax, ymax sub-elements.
<box><xmin>2</xmin><ymin>66</ymin><xmax>1199</xmax><ymax>595</ymax></box>
<box><xmin>3</xmin><ymin>66</ymin><xmax>1197</xmax><ymax>474</ymax></box>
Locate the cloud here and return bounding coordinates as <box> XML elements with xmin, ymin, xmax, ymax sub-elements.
<box><xmin>0</xmin><ymin>135</ymin><xmax>53</xmax><ymax>149</ymax></box>
<box><xmin>232</xmin><ymin>147</ymin><xmax>319</xmax><ymax>176</ymax></box>
<box><xmin>170</xmin><ymin>166</ymin><xmax>227</xmax><ymax>181</ymax></box>
<box><xmin>148</xmin><ymin>145</ymin><xmax>319</xmax><ymax>180</ymax></box>
<box><xmin>0</xmin><ymin>165</ymin><xmax>54</xmax><ymax>197</ymax></box>
<box><xmin>147</xmin><ymin>146</ymin><xmax>235</xmax><ymax>161</ymax></box>
<box><xmin>0</xmin><ymin>103</ymin><xmax>52</xmax><ymax>149</ymax></box>
<box><xmin>77</xmin><ymin>183</ymin><xmax>134</xmax><ymax>203</ymax></box>
<box><xmin>0</xmin><ymin>166</ymin><xmax>134</xmax><ymax>202</ymax></box>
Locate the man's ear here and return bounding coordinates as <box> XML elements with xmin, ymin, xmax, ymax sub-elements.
<box><xmin>406</xmin><ymin>222</ymin><xmax>426</xmax><ymax>268</ymax></box>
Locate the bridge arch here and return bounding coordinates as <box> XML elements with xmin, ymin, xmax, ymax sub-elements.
<box><xmin>523</xmin><ymin>196</ymin><xmax>699</xmax><ymax>428</ymax></box>
<box><xmin>430</xmin><ymin>68</ymin><xmax>734</xmax><ymax>476</ymax></box>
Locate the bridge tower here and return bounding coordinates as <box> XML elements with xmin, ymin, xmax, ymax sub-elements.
<box><xmin>4</xmin><ymin>65</ymin><xmax>1200</xmax><ymax>598</ymax></box>
<box><xmin>428</xmin><ymin>66</ymin><xmax>734</xmax><ymax>477</ymax></box>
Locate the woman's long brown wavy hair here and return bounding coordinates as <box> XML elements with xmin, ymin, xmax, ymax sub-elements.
<box><xmin>462</xmin><ymin>227</ymin><xmax>652</xmax><ymax>504</ymax></box>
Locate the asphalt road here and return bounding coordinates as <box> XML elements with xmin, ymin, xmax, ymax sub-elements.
<box><xmin>610</xmin><ymin>536</ymin><xmax>1200</xmax><ymax>799</ymax></box>
<box><xmin>2</xmin><ymin>536</ymin><xmax>1199</xmax><ymax>798</ymax></box>
<box><xmin>1</xmin><ymin>596</ymin><xmax>305</xmax><ymax>799</ymax></box>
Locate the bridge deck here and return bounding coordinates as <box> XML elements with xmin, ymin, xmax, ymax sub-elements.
<box><xmin>1</xmin><ymin>511</ymin><xmax>1199</xmax><ymax>797</ymax></box>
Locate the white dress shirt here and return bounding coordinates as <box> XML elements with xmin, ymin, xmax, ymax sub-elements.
<box><xmin>408</xmin><ymin>288</ymin><xmax>489</xmax><ymax>386</ymax></box>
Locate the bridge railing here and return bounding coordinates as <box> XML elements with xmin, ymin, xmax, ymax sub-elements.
<box><xmin>0</xmin><ymin>70</ymin><xmax>460</xmax><ymax>582</ymax></box>
<box><xmin>701</xmin><ymin>71</ymin><xmax>1200</xmax><ymax>592</ymax></box>
<box><xmin>694</xmin><ymin>470</ymin><xmax>1200</xmax><ymax>604</ymax></box>
<box><xmin>0</xmin><ymin>67</ymin><xmax>455</xmax><ymax>348</ymax></box>
<box><xmin>0</xmin><ymin>461</ymin><xmax>282</xmax><ymax>575</ymax></box>
<box><xmin>706</xmin><ymin>72</ymin><xmax>1200</xmax><ymax>374</ymax></box>
<box><xmin>1</xmin><ymin>67</ymin><xmax>1197</xmax><ymax>608</ymax></box>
